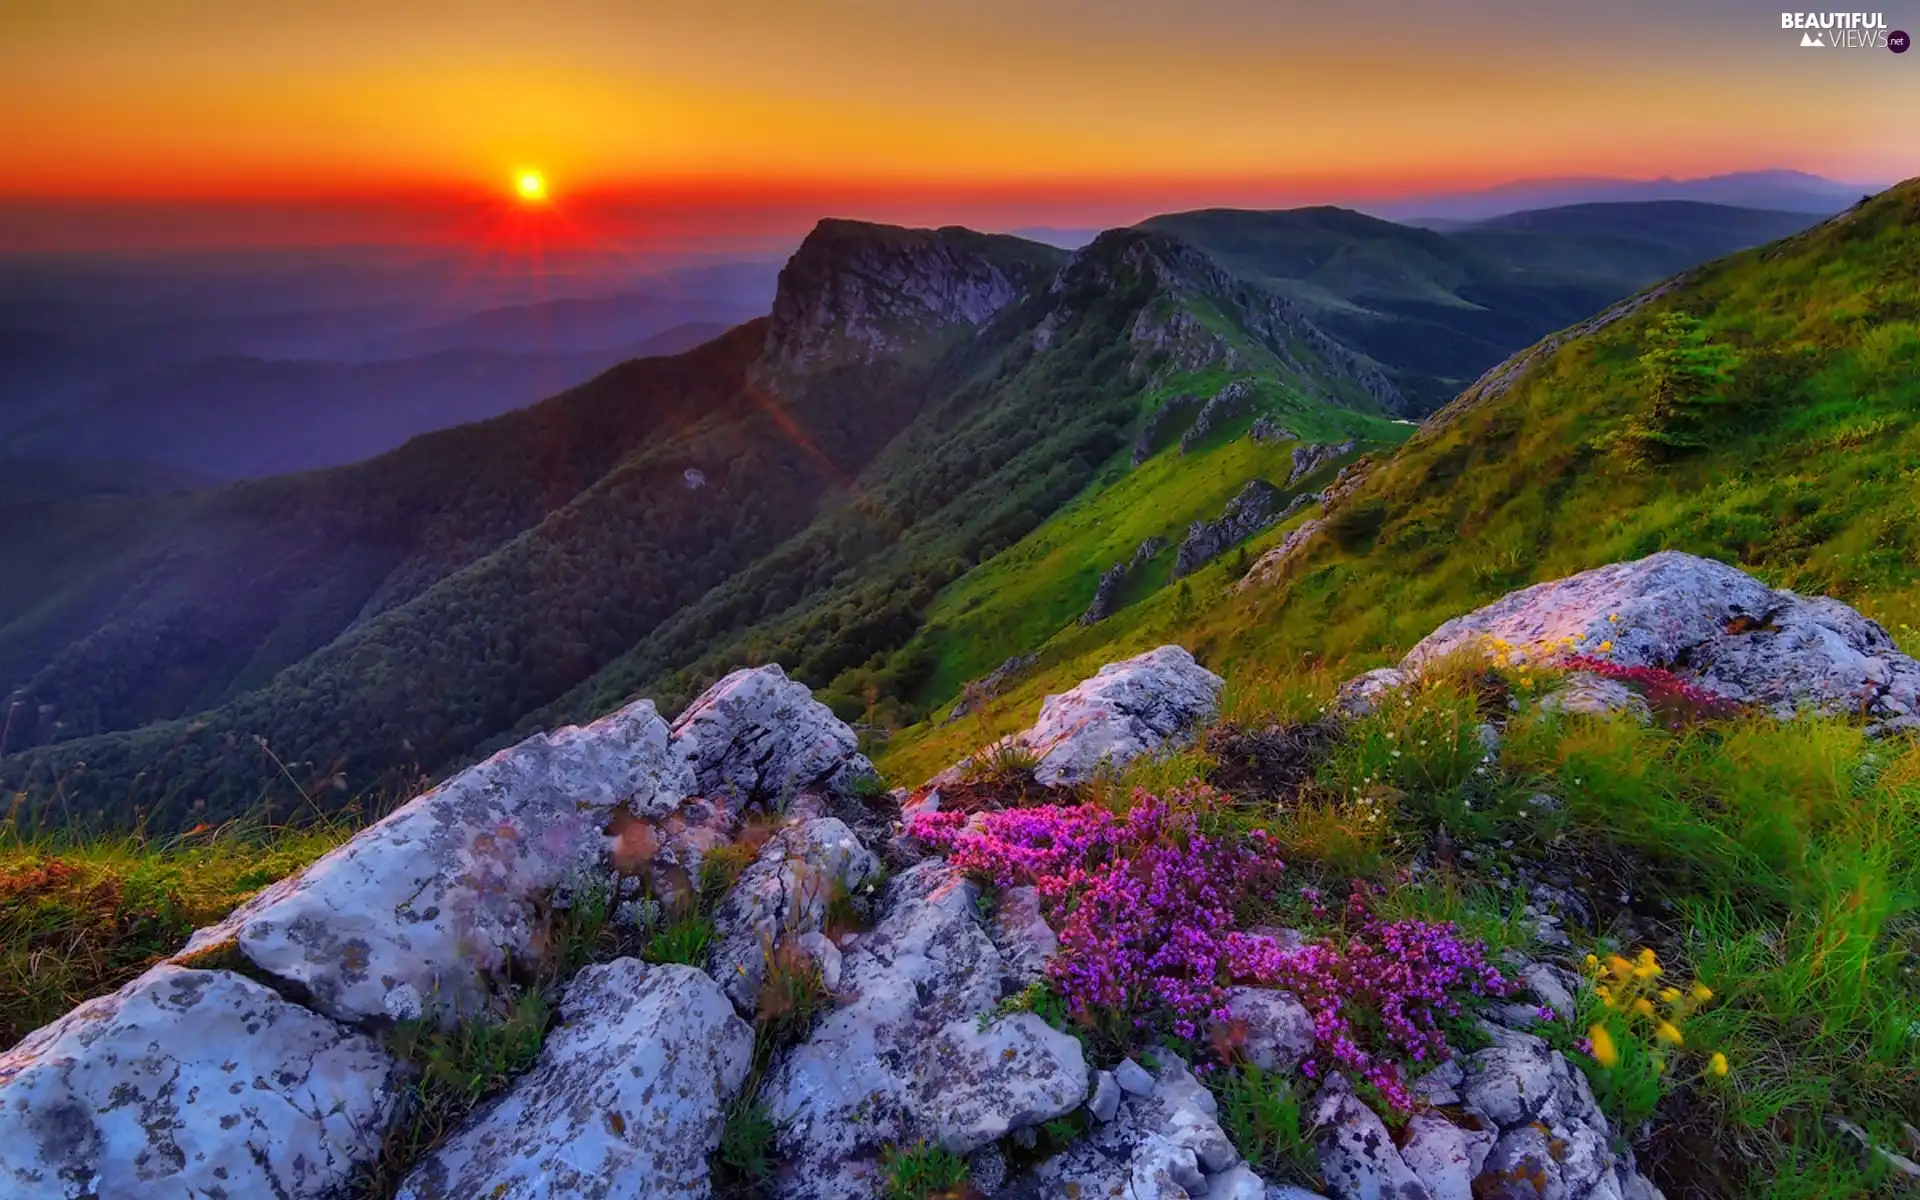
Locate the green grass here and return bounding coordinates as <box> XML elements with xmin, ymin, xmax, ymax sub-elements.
<box><xmin>1217</xmin><ymin>1062</ymin><xmax>1321</xmax><ymax>1189</ymax></box>
<box><xmin>880</xmin><ymin>1141</ymin><xmax>970</xmax><ymax>1200</ymax></box>
<box><xmin>910</xmin><ymin>421</ymin><xmax>1395</xmax><ymax>707</ymax></box>
<box><xmin>0</xmin><ymin>816</ymin><xmax>353</xmax><ymax>1046</ymax></box>
<box><xmin>878</xmin><ymin>182</ymin><xmax>1920</xmax><ymax>784</ymax></box>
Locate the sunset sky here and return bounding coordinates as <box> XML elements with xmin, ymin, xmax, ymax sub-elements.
<box><xmin>5</xmin><ymin>0</ymin><xmax>1917</xmax><ymax>249</ymax></box>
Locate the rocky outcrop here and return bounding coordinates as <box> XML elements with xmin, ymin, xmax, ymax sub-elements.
<box><xmin>1006</xmin><ymin>645</ymin><xmax>1224</xmax><ymax>786</ymax></box>
<box><xmin>1307</xmin><ymin>1016</ymin><xmax>1659</xmax><ymax>1200</ymax></box>
<box><xmin>177</xmin><ymin>697</ymin><xmax>696</xmax><ymax>1025</ymax></box>
<box><xmin>1287</xmin><ymin>440</ymin><xmax>1356</xmax><ymax>486</ymax></box>
<box><xmin>1366</xmin><ymin>551</ymin><xmax>1920</xmax><ymax>730</ymax></box>
<box><xmin>760</xmin><ymin>860</ymin><xmax>1086</xmax><ymax>1199</ymax></box>
<box><xmin>672</xmin><ymin>664</ymin><xmax>875</xmax><ymax>806</ymax></box>
<box><xmin>1172</xmin><ymin>479</ymin><xmax>1284</xmax><ymax>580</ymax></box>
<box><xmin>1005</xmin><ymin>1052</ymin><xmax>1249</xmax><ymax>1199</ymax></box>
<box><xmin>397</xmin><ymin>961</ymin><xmax>753</xmax><ymax>1200</ymax></box>
<box><xmin>946</xmin><ymin>652</ymin><xmax>1039</xmax><ymax>722</ymax></box>
<box><xmin>1237</xmin><ymin>518</ymin><xmax>1326</xmax><ymax>592</ymax></box>
<box><xmin>708</xmin><ymin>817</ymin><xmax>882</xmax><ymax>1013</ymax></box>
<box><xmin>1082</xmin><ymin>537</ymin><xmax>1168</xmax><ymax>624</ymax></box>
<box><xmin>1249</xmin><ymin>415</ymin><xmax>1296</xmax><ymax>444</ymax></box>
<box><xmin>1134</xmin><ymin>394</ymin><xmax>1205</xmax><ymax>464</ymax></box>
<box><xmin>1044</xmin><ymin>231</ymin><xmax>1406</xmax><ymax>413</ymax></box>
<box><xmin>1180</xmin><ymin>380</ymin><xmax>1261</xmax><ymax>453</ymax></box>
<box><xmin>757</xmin><ymin>220</ymin><xmax>1059</xmax><ymax>383</ymax></box>
<box><xmin>0</xmin><ymin>965</ymin><xmax>401</xmax><ymax>1198</ymax></box>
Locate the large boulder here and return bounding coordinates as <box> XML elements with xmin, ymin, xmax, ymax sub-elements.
<box><xmin>1009</xmin><ymin>645</ymin><xmax>1224</xmax><ymax>786</ymax></box>
<box><xmin>759</xmin><ymin>860</ymin><xmax>1086</xmax><ymax>1199</ymax></box>
<box><xmin>708</xmin><ymin>816</ymin><xmax>882</xmax><ymax>1013</ymax></box>
<box><xmin>397</xmin><ymin>960</ymin><xmax>753</xmax><ymax>1200</ymax></box>
<box><xmin>177</xmin><ymin>698</ymin><xmax>695</xmax><ymax>1025</ymax></box>
<box><xmin>0</xmin><ymin>965</ymin><xmax>401</xmax><ymax>1199</ymax></box>
<box><xmin>672</xmin><ymin>664</ymin><xmax>875</xmax><ymax>805</ymax></box>
<box><xmin>1399</xmin><ymin>551</ymin><xmax>1920</xmax><ymax>728</ymax></box>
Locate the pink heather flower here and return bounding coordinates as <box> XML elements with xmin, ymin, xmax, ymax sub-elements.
<box><xmin>915</xmin><ymin>790</ymin><xmax>1512</xmax><ymax>1113</ymax></box>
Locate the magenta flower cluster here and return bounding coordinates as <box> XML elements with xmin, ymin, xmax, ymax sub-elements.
<box><xmin>909</xmin><ymin>795</ymin><xmax>1511</xmax><ymax>1111</ymax></box>
<box><xmin>1561</xmin><ymin>654</ymin><xmax>1744</xmax><ymax>727</ymax></box>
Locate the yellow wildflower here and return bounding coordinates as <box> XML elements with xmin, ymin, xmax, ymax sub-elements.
<box><xmin>1654</xmin><ymin>1021</ymin><xmax>1684</xmax><ymax>1046</ymax></box>
<box><xmin>1584</xmin><ymin>954</ymin><xmax>1601</xmax><ymax>971</ymax></box>
<box><xmin>1658</xmin><ymin>987</ymin><xmax>1680</xmax><ymax>1003</ymax></box>
<box><xmin>1632</xmin><ymin>998</ymin><xmax>1655</xmax><ymax>1018</ymax></box>
<box><xmin>1709</xmin><ymin>1052</ymin><xmax>1729</xmax><ymax>1077</ymax></box>
<box><xmin>1691</xmin><ymin>982</ymin><xmax>1713</xmax><ymax>1002</ymax></box>
<box><xmin>1588</xmin><ymin>1024</ymin><xmax>1619</xmax><ymax>1069</ymax></box>
<box><xmin>1598</xmin><ymin>640</ymin><xmax>1614</xmax><ymax>653</ymax></box>
<box><xmin>1607</xmin><ymin>954</ymin><xmax>1634</xmax><ymax>979</ymax></box>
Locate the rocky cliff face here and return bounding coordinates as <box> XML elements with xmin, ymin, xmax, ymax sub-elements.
<box><xmin>756</xmin><ymin>220</ymin><xmax>1062</xmax><ymax>385</ymax></box>
<box><xmin>1040</xmin><ymin>229</ymin><xmax>1407</xmax><ymax>415</ymax></box>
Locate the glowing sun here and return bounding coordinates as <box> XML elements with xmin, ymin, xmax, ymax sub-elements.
<box><xmin>514</xmin><ymin>170</ymin><xmax>548</xmax><ymax>202</ymax></box>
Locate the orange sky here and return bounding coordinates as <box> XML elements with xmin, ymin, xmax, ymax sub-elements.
<box><xmin>3</xmin><ymin>0</ymin><xmax>1916</xmax><ymax>243</ymax></box>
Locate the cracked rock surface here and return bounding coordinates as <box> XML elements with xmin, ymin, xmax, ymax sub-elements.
<box><xmin>708</xmin><ymin>816</ymin><xmax>882</xmax><ymax>1013</ymax></box>
<box><xmin>672</xmin><ymin>664</ymin><xmax>875</xmax><ymax>805</ymax></box>
<box><xmin>397</xmin><ymin>960</ymin><xmax>752</xmax><ymax>1200</ymax></box>
<box><xmin>177</xmin><ymin>698</ymin><xmax>695</xmax><ymax>1025</ymax></box>
<box><xmin>760</xmin><ymin>860</ymin><xmax>1085</xmax><ymax>1199</ymax></box>
<box><xmin>1401</xmin><ymin>551</ymin><xmax>1920</xmax><ymax>727</ymax></box>
<box><xmin>1004</xmin><ymin>1051</ymin><xmax>1246</xmax><ymax>1199</ymax></box>
<box><xmin>0</xmin><ymin>964</ymin><xmax>401</xmax><ymax>1199</ymax></box>
<box><xmin>1009</xmin><ymin>645</ymin><xmax>1224</xmax><ymax>786</ymax></box>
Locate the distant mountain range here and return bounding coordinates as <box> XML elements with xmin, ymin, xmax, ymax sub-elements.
<box><xmin>0</xmin><ymin>185</ymin><xmax>1884</xmax><ymax>826</ymax></box>
<box><xmin>1142</xmin><ymin>200</ymin><xmax>1824</xmax><ymax>409</ymax></box>
<box><xmin>0</xmin><ymin>255</ymin><xmax>779</xmax><ymax>473</ymax></box>
<box><xmin>1370</xmin><ymin>168</ymin><xmax>1871</xmax><ymax>223</ymax></box>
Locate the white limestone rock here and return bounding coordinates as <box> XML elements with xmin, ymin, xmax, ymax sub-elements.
<box><xmin>707</xmin><ymin>817</ymin><xmax>881</xmax><ymax>1013</ymax></box>
<box><xmin>1312</xmin><ymin>1082</ymin><xmax>1433</xmax><ymax>1200</ymax></box>
<box><xmin>1398</xmin><ymin>1113</ymin><xmax>1495</xmax><ymax>1200</ymax></box>
<box><xmin>177</xmin><ymin>698</ymin><xmax>695</xmax><ymax>1025</ymax></box>
<box><xmin>396</xmin><ymin>960</ymin><xmax>752</xmax><ymax>1200</ymax></box>
<box><xmin>1334</xmin><ymin>668</ymin><xmax>1410</xmax><ymax>718</ymax></box>
<box><xmin>1218</xmin><ymin>987</ymin><xmax>1316</xmax><ymax>1073</ymax></box>
<box><xmin>1090</xmin><ymin>1070</ymin><xmax>1122</xmax><ymax>1122</ymax></box>
<box><xmin>1005</xmin><ymin>1053</ymin><xmax>1246</xmax><ymax>1200</ymax></box>
<box><xmin>1009</xmin><ymin>645</ymin><xmax>1224</xmax><ymax>786</ymax></box>
<box><xmin>989</xmin><ymin>886</ymin><xmax>1060</xmax><ymax>987</ymax></box>
<box><xmin>1537</xmin><ymin>673</ymin><xmax>1651</xmax><ymax>723</ymax></box>
<box><xmin>915</xmin><ymin>1013</ymin><xmax>1089</xmax><ymax>1154</ymax></box>
<box><xmin>1401</xmin><ymin>551</ymin><xmax>1920</xmax><ymax>727</ymax></box>
<box><xmin>672</xmin><ymin>664</ymin><xmax>874</xmax><ymax>806</ymax></box>
<box><xmin>0</xmin><ymin>965</ymin><xmax>400</xmax><ymax>1199</ymax></box>
<box><xmin>760</xmin><ymin>860</ymin><xmax>1079</xmax><ymax>1199</ymax></box>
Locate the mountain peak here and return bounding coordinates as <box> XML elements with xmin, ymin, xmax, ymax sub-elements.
<box><xmin>1047</xmin><ymin>227</ymin><xmax>1406</xmax><ymax>413</ymax></box>
<box><xmin>756</xmin><ymin>220</ymin><xmax>1065</xmax><ymax>383</ymax></box>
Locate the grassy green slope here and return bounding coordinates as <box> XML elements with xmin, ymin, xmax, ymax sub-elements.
<box><xmin>1142</xmin><ymin>201</ymin><xmax>1828</xmax><ymax>413</ymax></box>
<box><xmin>534</xmin><ymin>229</ymin><xmax>1406</xmax><ymax>737</ymax></box>
<box><xmin>880</xmin><ymin>180</ymin><xmax>1920</xmax><ymax>782</ymax></box>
